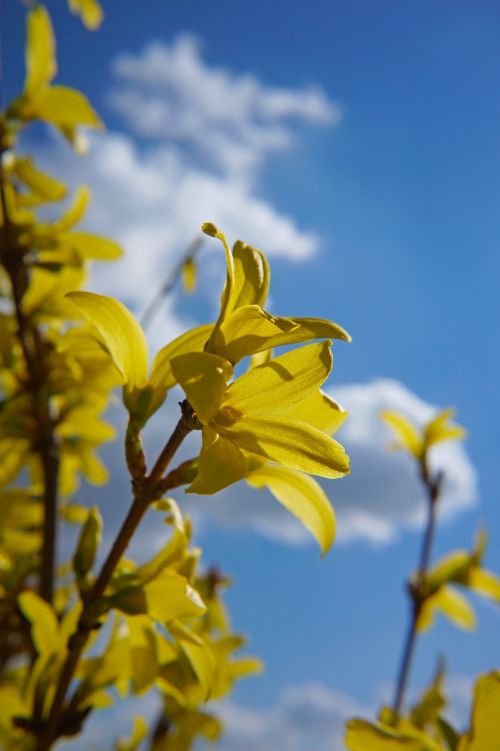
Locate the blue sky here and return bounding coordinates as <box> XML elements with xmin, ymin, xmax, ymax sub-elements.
<box><xmin>5</xmin><ymin>1</ymin><xmax>500</xmax><ymax>748</ymax></box>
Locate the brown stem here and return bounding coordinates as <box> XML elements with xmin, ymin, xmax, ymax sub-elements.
<box><xmin>0</xmin><ymin>155</ymin><xmax>60</xmax><ymax>604</ymax></box>
<box><xmin>140</xmin><ymin>236</ymin><xmax>203</xmax><ymax>331</ymax></box>
<box><xmin>37</xmin><ymin>404</ymin><xmax>195</xmax><ymax>751</ymax></box>
<box><xmin>391</xmin><ymin>461</ymin><xmax>442</xmax><ymax>718</ymax></box>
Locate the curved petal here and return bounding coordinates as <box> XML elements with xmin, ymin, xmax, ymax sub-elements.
<box><xmin>211</xmin><ymin>305</ymin><xmax>296</xmax><ymax>363</ymax></box>
<box><xmin>25</xmin><ymin>5</ymin><xmax>56</xmax><ymax>94</ymax></box>
<box><xmin>281</xmin><ymin>391</ymin><xmax>347</xmax><ymax>435</ymax></box>
<box><xmin>231</xmin><ymin>241</ymin><xmax>270</xmax><ymax>310</ymax></box>
<box><xmin>211</xmin><ymin>304</ymin><xmax>350</xmax><ymax>363</ymax></box>
<box><xmin>226</xmin><ymin>341</ymin><xmax>332</xmax><ymax>416</ymax></box>
<box><xmin>222</xmin><ymin>416</ymin><xmax>350</xmax><ymax>478</ymax></box>
<box><xmin>66</xmin><ymin>292</ymin><xmax>149</xmax><ymax>389</ymax></box>
<box><xmin>150</xmin><ymin>324</ymin><xmax>213</xmax><ymax>391</ymax></box>
<box><xmin>380</xmin><ymin>410</ymin><xmax>423</xmax><ymax>458</ymax></box>
<box><xmin>202</xmin><ymin>224</ymin><xmax>238</xmax><ymax>353</ymax></box>
<box><xmin>170</xmin><ymin>352</ymin><xmax>232</xmax><ymax>425</ymax></box>
<box><xmin>187</xmin><ymin>427</ymin><xmax>247</xmax><ymax>494</ymax></box>
<box><xmin>247</xmin><ymin>464</ymin><xmax>335</xmax><ymax>555</ymax></box>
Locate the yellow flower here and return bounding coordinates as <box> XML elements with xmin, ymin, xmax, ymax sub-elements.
<box><xmin>170</xmin><ymin>340</ymin><xmax>350</xmax><ymax>496</ymax></box>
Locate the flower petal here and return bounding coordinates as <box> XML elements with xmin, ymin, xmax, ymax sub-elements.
<box><xmin>66</xmin><ymin>292</ymin><xmax>149</xmax><ymax>389</ymax></box>
<box><xmin>222</xmin><ymin>416</ymin><xmax>350</xmax><ymax>478</ymax></box>
<box><xmin>25</xmin><ymin>5</ymin><xmax>56</xmax><ymax>95</ymax></box>
<box><xmin>231</xmin><ymin>241</ymin><xmax>270</xmax><ymax>310</ymax></box>
<box><xmin>151</xmin><ymin>324</ymin><xmax>213</xmax><ymax>391</ymax></box>
<box><xmin>247</xmin><ymin>464</ymin><xmax>335</xmax><ymax>555</ymax></box>
<box><xmin>282</xmin><ymin>390</ymin><xmax>347</xmax><ymax>435</ymax></box>
<box><xmin>226</xmin><ymin>341</ymin><xmax>332</xmax><ymax>416</ymax></box>
<box><xmin>417</xmin><ymin>586</ymin><xmax>476</xmax><ymax>632</ymax></box>
<box><xmin>201</xmin><ymin>224</ymin><xmax>238</xmax><ymax>353</ymax></box>
<box><xmin>211</xmin><ymin>304</ymin><xmax>350</xmax><ymax>363</ymax></box>
<box><xmin>170</xmin><ymin>352</ymin><xmax>232</xmax><ymax>425</ymax></box>
<box><xmin>188</xmin><ymin>427</ymin><xmax>247</xmax><ymax>494</ymax></box>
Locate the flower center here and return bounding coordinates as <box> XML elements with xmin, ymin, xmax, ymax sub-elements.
<box><xmin>215</xmin><ymin>405</ymin><xmax>242</xmax><ymax>427</ymax></box>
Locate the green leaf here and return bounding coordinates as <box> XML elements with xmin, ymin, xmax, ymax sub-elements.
<box><xmin>73</xmin><ymin>506</ymin><xmax>102</xmax><ymax>579</ymax></box>
<box><xmin>247</xmin><ymin>464</ymin><xmax>336</xmax><ymax>555</ymax></box>
<box><xmin>25</xmin><ymin>5</ymin><xmax>56</xmax><ymax>94</ymax></box>
<box><xmin>66</xmin><ymin>292</ymin><xmax>149</xmax><ymax>390</ymax></box>
<box><xmin>18</xmin><ymin>591</ymin><xmax>60</xmax><ymax>657</ymax></box>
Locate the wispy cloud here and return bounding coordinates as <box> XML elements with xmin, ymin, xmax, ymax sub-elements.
<box><xmin>108</xmin><ymin>35</ymin><xmax>340</xmax><ymax>176</ymax></box>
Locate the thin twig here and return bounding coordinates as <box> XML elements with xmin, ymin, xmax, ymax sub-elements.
<box><xmin>140</xmin><ymin>236</ymin><xmax>203</xmax><ymax>331</ymax></box>
<box><xmin>37</xmin><ymin>402</ymin><xmax>196</xmax><ymax>751</ymax></box>
<box><xmin>391</xmin><ymin>460</ymin><xmax>443</xmax><ymax>717</ymax></box>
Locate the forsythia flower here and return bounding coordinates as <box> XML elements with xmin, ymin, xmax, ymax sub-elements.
<box><xmin>170</xmin><ymin>340</ymin><xmax>350</xmax><ymax>495</ymax></box>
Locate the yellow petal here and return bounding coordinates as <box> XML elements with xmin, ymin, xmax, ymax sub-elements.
<box><xmin>188</xmin><ymin>427</ymin><xmax>247</xmax><ymax>495</ymax></box>
<box><xmin>25</xmin><ymin>5</ymin><xmax>56</xmax><ymax>94</ymax></box>
<box><xmin>247</xmin><ymin>464</ymin><xmax>335</xmax><ymax>555</ymax></box>
<box><xmin>424</xmin><ymin>408</ymin><xmax>466</xmax><ymax>449</ymax></box>
<box><xmin>272</xmin><ymin>315</ymin><xmax>351</xmax><ymax>345</ymax></box>
<box><xmin>222</xmin><ymin>416</ymin><xmax>350</xmax><ymax>478</ymax></box>
<box><xmin>282</xmin><ymin>390</ymin><xmax>347</xmax><ymax>435</ymax></box>
<box><xmin>170</xmin><ymin>352</ymin><xmax>232</xmax><ymax>425</ymax></box>
<box><xmin>211</xmin><ymin>304</ymin><xmax>350</xmax><ymax>363</ymax></box>
<box><xmin>18</xmin><ymin>591</ymin><xmax>60</xmax><ymax>657</ymax></box>
<box><xmin>345</xmin><ymin>719</ymin><xmax>437</xmax><ymax>751</ymax></box>
<box><xmin>13</xmin><ymin>157</ymin><xmax>67</xmax><ymax>201</ymax></box>
<box><xmin>380</xmin><ymin>410</ymin><xmax>423</xmax><ymax>458</ymax></box>
<box><xmin>181</xmin><ymin>256</ymin><xmax>197</xmax><ymax>293</ymax></box>
<box><xmin>66</xmin><ymin>292</ymin><xmax>149</xmax><ymax>389</ymax></box>
<box><xmin>150</xmin><ymin>323</ymin><xmax>213</xmax><ymax>391</ymax></box>
<box><xmin>50</xmin><ymin>186</ymin><xmax>90</xmax><ymax>232</ymax></box>
<box><xmin>30</xmin><ymin>86</ymin><xmax>102</xmax><ymax>128</ymax></box>
<box><xmin>202</xmin><ymin>223</ymin><xmax>238</xmax><ymax>353</ymax></box>
<box><xmin>231</xmin><ymin>240</ymin><xmax>270</xmax><ymax>309</ymax></box>
<box><xmin>468</xmin><ymin>568</ymin><xmax>500</xmax><ymax>601</ymax></box>
<box><xmin>144</xmin><ymin>570</ymin><xmax>205</xmax><ymax>623</ymax></box>
<box><xmin>460</xmin><ymin>672</ymin><xmax>500</xmax><ymax>751</ymax></box>
<box><xmin>212</xmin><ymin>304</ymin><xmax>297</xmax><ymax>363</ymax></box>
<box><xmin>68</xmin><ymin>0</ymin><xmax>104</xmax><ymax>29</ymax></box>
<box><xmin>417</xmin><ymin>586</ymin><xmax>476</xmax><ymax>632</ymax></box>
<box><xmin>225</xmin><ymin>341</ymin><xmax>332</xmax><ymax>416</ymax></box>
<box><xmin>60</xmin><ymin>232</ymin><xmax>123</xmax><ymax>260</ymax></box>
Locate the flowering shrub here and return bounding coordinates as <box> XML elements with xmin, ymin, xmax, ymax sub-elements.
<box><xmin>0</xmin><ymin>4</ymin><xmax>350</xmax><ymax>749</ymax></box>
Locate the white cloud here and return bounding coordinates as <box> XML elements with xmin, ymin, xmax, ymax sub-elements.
<box><xmin>108</xmin><ymin>36</ymin><xmax>340</xmax><ymax>175</ymax></box>
<box><xmin>213</xmin><ymin>683</ymin><xmax>368</xmax><ymax>751</ymax></box>
<box><xmin>34</xmin><ymin>30</ymin><xmax>339</xmax><ymax>331</ymax></box>
<box><xmin>182</xmin><ymin>378</ymin><xmax>477</xmax><ymax>547</ymax></box>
